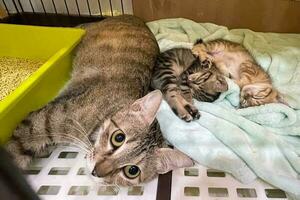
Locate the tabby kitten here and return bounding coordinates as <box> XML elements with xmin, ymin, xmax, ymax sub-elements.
<box><xmin>151</xmin><ymin>48</ymin><xmax>228</xmax><ymax>122</ymax></box>
<box><xmin>6</xmin><ymin>15</ymin><xmax>193</xmax><ymax>186</ymax></box>
<box><xmin>192</xmin><ymin>39</ymin><xmax>282</xmax><ymax>108</ymax></box>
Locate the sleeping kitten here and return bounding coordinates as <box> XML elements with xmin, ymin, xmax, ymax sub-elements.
<box><xmin>192</xmin><ymin>39</ymin><xmax>283</xmax><ymax>108</ymax></box>
<box><xmin>6</xmin><ymin>15</ymin><xmax>193</xmax><ymax>186</ymax></box>
<box><xmin>151</xmin><ymin>48</ymin><xmax>228</xmax><ymax>122</ymax></box>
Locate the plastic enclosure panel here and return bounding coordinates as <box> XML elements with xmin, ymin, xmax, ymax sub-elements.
<box><xmin>0</xmin><ymin>24</ymin><xmax>85</xmax><ymax>144</ymax></box>
<box><xmin>25</xmin><ymin>146</ymin><xmax>158</xmax><ymax>200</ymax></box>
<box><xmin>26</xmin><ymin>146</ymin><xmax>286</xmax><ymax>200</ymax></box>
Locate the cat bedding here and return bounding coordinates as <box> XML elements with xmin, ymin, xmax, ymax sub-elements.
<box><xmin>148</xmin><ymin>18</ymin><xmax>300</xmax><ymax>199</ymax></box>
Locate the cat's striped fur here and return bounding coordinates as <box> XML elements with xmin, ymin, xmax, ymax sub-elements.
<box><xmin>192</xmin><ymin>39</ymin><xmax>283</xmax><ymax>107</ymax></box>
<box><xmin>6</xmin><ymin>15</ymin><xmax>193</xmax><ymax>186</ymax></box>
<box><xmin>151</xmin><ymin>48</ymin><xmax>228</xmax><ymax>122</ymax></box>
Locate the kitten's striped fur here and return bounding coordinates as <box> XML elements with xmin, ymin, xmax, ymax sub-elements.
<box><xmin>151</xmin><ymin>48</ymin><xmax>228</xmax><ymax>122</ymax></box>
<box><xmin>6</xmin><ymin>15</ymin><xmax>193</xmax><ymax>186</ymax></box>
<box><xmin>192</xmin><ymin>39</ymin><xmax>283</xmax><ymax>107</ymax></box>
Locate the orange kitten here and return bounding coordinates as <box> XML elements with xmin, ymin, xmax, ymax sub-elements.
<box><xmin>192</xmin><ymin>39</ymin><xmax>285</xmax><ymax>108</ymax></box>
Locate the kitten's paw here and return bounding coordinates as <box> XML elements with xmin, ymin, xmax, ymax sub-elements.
<box><xmin>239</xmin><ymin>95</ymin><xmax>253</xmax><ymax>108</ymax></box>
<box><xmin>184</xmin><ymin>104</ymin><xmax>201</xmax><ymax>120</ymax></box>
<box><xmin>172</xmin><ymin>105</ymin><xmax>193</xmax><ymax>122</ymax></box>
<box><xmin>180</xmin><ymin>113</ymin><xmax>194</xmax><ymax>122</ymax></box>
<box><xmin>175</xmin><ymin>103</ymin><xmax>201</xmax><ymax>122</ymax></box>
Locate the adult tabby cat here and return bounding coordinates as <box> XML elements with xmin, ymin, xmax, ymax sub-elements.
<box><xmin>151</xmin><ymin>48</ymin><xmax>228</xmax><ymax>122</ymax></box>
<box><xmin>192</xmin><ymin>39</ymin><xmax>283</xmax><ymax>108</ymax></box>
<box><xmin>6</xmin><ymin>15</ymin><xmax>193</xmax><ymax>186</ymax></box>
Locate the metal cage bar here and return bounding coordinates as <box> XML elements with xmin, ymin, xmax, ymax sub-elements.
<box><xmin>75</xmin><ymin>0</ymin><xmax>80</xmax><ymax>16</ymax></box>
<box><xmin>120</xmin><ymin>0</ymin><xmax>124</xmax><ymax>15</ymax></box>
<box><xmin>11</xmin><ymin>0</ymin><xmax>20</xmax><ymax>14</ymax></box>
<box><xmin>28</xmin><ymin>0</ymin><xmax>35</xmax><ymax>13</ymax></box>
<box><xmin>109</xmin><ymin>0</ymin><xmax>113</xmax><ymax>16</ymax></box>
<box><xmin>86</xmin><ymin>0</ymin><xmax>91</xmax><ymax>16</ymax></box>
<box><xmin>17</xmin><ymin>0</ymin><xmax>24</xmax><ymax>12</ymax></box>
<box><xmin>1</xmin><ymin>0</ymin><xmax>10</xmax><ymax>15</ymax></box>
<box><xmin>97</xmin><ymin>0</ymin><xmax>102</xmax><ymax>16</ymax></box>
<box><xmin>39</xmin><ymin>0</ymin><xmax>46</xmax><ymax>13</ymax></box>
<box><xmin>1</xmin><ymin>0</ymin><xmax>127</xmax><ymax>16</ymax></box>
<box><xmin>51</xmin><ymin>0</ymin><xmax>57</xmax><ymax>14</ymax></box>
<box><xmin>63</xmin><ymin>0</ymin><xmax>70</xmax><ymax>15</ymax></box>
<box><xmin>0</xmin><ymin>0</ymin><xmax>128</xmax><ymax>27</ymax></box>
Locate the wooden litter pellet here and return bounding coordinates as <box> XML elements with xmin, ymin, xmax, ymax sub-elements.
<box><xmin>0</xmin><ymin>56</ymin><xmax>43</xmax><ymax>101</ymax></box>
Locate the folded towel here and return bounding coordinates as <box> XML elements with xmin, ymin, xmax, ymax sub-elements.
<box><xmin>148</xmin><ymin>18</ymin><xmax>300</xmax><ymax>199</ymax></box>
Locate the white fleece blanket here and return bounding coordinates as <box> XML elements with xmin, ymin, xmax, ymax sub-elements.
<box><xmin>147</xmin><ymin>18</ymin><xmax>300</xmax><ymax>199</ymax></box>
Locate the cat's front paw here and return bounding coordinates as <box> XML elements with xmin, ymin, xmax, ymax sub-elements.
<box><xmin>6</xmin><ymin>141</ymin><xmax>32</xmax><ymax>169</ymax></box>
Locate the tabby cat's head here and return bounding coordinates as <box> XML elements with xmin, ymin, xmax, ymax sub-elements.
<box><xmin>86</xmin><ymin>90</ymin><xmax>193</xmax><ymax>186</ymax></box>
<box><xmin>185</xmin><ymin>59</ymin><xmax>228</xmax><ymax>102</ymax></box>
<box><xmin>240</xmin><ymin>83</ymin><xmax>284</xmax><ymax>107</ymax></box>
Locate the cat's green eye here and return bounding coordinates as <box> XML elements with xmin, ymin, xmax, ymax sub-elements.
<box><xmin>111</xmin><ymin>130</ymin><xmax>126</xmax><ymax>148</ymax></box>
<box><xmin>123</xmin><ymin>165</ymin><xmax>140</xmax><ymax>179</ymax></box>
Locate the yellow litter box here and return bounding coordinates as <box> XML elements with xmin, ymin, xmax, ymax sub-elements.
<box><xmin>0</xmin><ymin>24</ymin><xmax>85</xmax><ymax>144</ymax></box>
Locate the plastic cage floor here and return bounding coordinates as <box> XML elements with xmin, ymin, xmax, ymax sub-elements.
<box><xmin>25</xmin><ymin>146</ymin><xmax>288</xmax><ymax>200</ymax></box>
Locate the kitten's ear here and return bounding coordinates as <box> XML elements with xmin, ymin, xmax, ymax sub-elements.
<box><xmin>194</xmin><ymin>38</ymin><xmax>204</xmax><ymax>45</ymax></box>
<box><xmin>131</xmin><ymin>90</ymin><xmax>163</xmax><ymax>125</ymax></box>
<box><xmin>253</xmin><ymin>86</ymin><xmax>272</xmax><ymax>98</ymax></box>
<box><xmin>155</xmin><ymin>148</ymin><xmax>194</xmax><ymax>174</ymax></box>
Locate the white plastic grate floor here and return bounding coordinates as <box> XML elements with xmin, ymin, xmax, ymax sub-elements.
<box><xmin>25</xmin><ymin>146</ymin><xmax>287</xmax><ymax>200</ymax></box>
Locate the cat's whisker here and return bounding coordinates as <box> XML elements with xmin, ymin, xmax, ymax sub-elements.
<box><xmin>68</xmin><ymin>124</ymin><xmax>93</xmax><ymax>148</ymax></box>
<box><xmin>69</xmin><ymin>118</ymin><xmax>93</xmax><ymax>147</ymax></box>
<box><xmin>53</xmin><ymin>133</ymin><xmax>93</xmax><ymax>151</ymax></box>
<box><xmin>24</xmin><ymin>136</ymin><xmax>91</xmax><ymax>154</ymax></box>
<box><xmin>28</xmin><ymin>136</ymin><xmax>90</xmax><ymax>153</ymax></box>
<box><xmin>19</xmin><ymin>133</ymin><xmax>92</xmax><ymax>153</ymax></box>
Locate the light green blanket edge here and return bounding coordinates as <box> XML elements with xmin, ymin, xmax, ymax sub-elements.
<box><xmin>147</xmin><ymin>18</ymin><xmax>300</xmax><ymax>199</ymax></box>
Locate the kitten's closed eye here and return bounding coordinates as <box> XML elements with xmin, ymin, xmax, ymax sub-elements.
<box><xmin>188</xmin><ymin>72</ymin><xmax>212</xmax><ymax>84</ymax></box>
<box><xmin>200</xmin><ymin>72</ymin><xmax>212</xmax><ymax>82</ymax></box>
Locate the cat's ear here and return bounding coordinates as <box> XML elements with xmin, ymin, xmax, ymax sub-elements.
<box><xmin>155</xmin><ymin>148</ymin><xmax>194</xmax><ymax>174</ymax></box>
<box><xmin>131</xmin><ymin>90</ymin><xmax>163</xmax><ymax>125</ymax></box>
<box><xmin>253</xmin><ymin>86</ymin><xmax>272</xmax><ymax>98</ymax></box>
<box><xmin>194</xmin><ymin>38</ymin><xmax>203</xmax><ymax>45</ymax></box>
